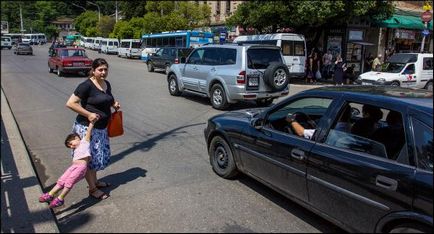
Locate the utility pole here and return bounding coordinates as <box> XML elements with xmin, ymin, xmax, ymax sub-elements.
<box><xmin>115</xmin><ymin>1</ymin><xmax>118</xmax><ymax>22</ymax></box>
<box><xmin>19</xmin><ymin>5</ymin><xmax>25</xmax><ymax>35</ymax></box>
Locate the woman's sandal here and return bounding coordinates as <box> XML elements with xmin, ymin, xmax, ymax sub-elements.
<box><xmin>95</xmin><ymin>181</ymin><xmax>111</xmax><ymax>189</ymax></box>
<box><xmin>89</xmin><ymin>188</ymin><xmax>110</xmax><ymax>200</ymax></box>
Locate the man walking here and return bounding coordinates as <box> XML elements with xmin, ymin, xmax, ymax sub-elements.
<box><xmin>322</xmin><ymin>49</ymin><xmax>333</xmax><ymax>79</ymax></box>
<box><xmin>372</xmin><ymin>54</ymin><xmax>383</xmax><ymax>71</ymax></box>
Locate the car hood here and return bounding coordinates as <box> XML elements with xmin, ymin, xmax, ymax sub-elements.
<box><xmin>359</xmin><ymin>71</ymin><xmax>401</xmax><ymax>80</ymax></box>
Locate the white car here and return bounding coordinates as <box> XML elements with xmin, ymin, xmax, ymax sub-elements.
<box><xmin>357</xmin><ymin>53</ymin><xmax>433</xmax><ymax>91</ymax></box>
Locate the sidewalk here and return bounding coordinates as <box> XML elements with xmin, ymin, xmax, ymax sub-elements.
<box><xmin>1</xmin><ymin>88</ymin><xmax>59</xmax><ymax>233</ymax></box>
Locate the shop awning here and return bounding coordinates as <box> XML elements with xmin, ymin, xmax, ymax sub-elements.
<box><xmin>375</xmin><ymin>14</ymin><xmax>433</xmax><ymax>30</ymax></box>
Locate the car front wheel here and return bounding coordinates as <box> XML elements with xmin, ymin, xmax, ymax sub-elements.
<box><xmin>209</xmin><ymin>136</ymin><xmax>238</xmax><ymax>179</ymax></box>
<box><xmin>425</xmin><ymin>81</ymin><xmax>432</xmax><ymax>91</ymax></box>
<box><xmin>210</xmin><ymin>84</ymin><xmax>229</xmax><ymax>110</ymax></box>
<box><xmin>168</xmin><ymin>74</ymin><xmax>181</xmax><ymax>96</ymax></box>
<box><xmin>147</xmin><ymin>62</ymin><xmax>154</xmax><ymax>72</ymax></box>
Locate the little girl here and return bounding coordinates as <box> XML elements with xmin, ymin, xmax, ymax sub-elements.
<box><xmin>39</xmin><ymin>120</ymin><xmax>96</xmax><ymax>208</ymax></box>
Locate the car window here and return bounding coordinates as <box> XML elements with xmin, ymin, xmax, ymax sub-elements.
<box><xmin>412</xmin><ymin>118</ymin><xmax>433</xmax><ymax>172</ymax></box>
<box><xmin>403</xmin><ymin>64</ymin><xmax>415</xmax><ymax>74</ymax></box>
<box><xmin>187</xmin><ymin>49</ymin><xmax>204</xmax><ymax>64</ymax></box>
<box><xmin>219</xmin><ymin>48</ymin><xmax>237</xmax><ymax>65</ymax></box>
<box><xmin>324</xmin><ymin>102</ymin><xmax>407</xmax><ymax>161</ymax></box>
<box><xmin>162</xmin><ymin>48</ymin><xmax>170</xmax><ymax>56</ymax></box>
<box><xmin>132</xmin><ymin>42</ymin><xmax>141</xmax><ymax>48</ymax></box>
<box><xmin>202</xmin><ymin>48</ymin><xmax>219</xmax><ymax>65</ymax></box>
<box><xmin>179</xmin><ymin>49</ymin><xmax>193</xmax><ymax>58</ymax></box>
<box><xmin>423</xmin><ymin>57</ymin><xmax>433</xmax><ymax>70</ymax></box>
<box><xmin>247</xmin><ymin>48</ymin><xmax>283</xmax><ymax>69</ymax></box>
<box><xmin>61</xmin><ymin>50</ymin><xmax>85</xmax><ymax>57</ymax></box>
<box><xmin>156</xmin><ymin>49</ymin><xmax>163</xmax><ymax>56</ymax></box>
<box><xmin>266</xmin><ymin>97</ymin><xmax>333</xmax><ymax>138</ymax></box>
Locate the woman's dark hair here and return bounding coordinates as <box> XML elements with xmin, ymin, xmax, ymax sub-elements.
<box><xmin>64</xmin><ymin>133</ymin><xmax>80</xmax><ymax>148</ymax></box>
<box><xmin>88</xmin><ymin>58</ymin><xmax>109</xmax><ymax>77</ymax></box>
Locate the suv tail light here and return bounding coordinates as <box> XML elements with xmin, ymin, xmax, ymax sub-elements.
<box><xmin>63</xmin><ymin>61</ymin><xmax>73</xmax><ymax>67</ymax></box>
<box><xmin>174</xmin><ymin>58</ymin><xmax>179</xmax><ymax>64</ymax></box>
<box><xmin>237</xmin><ymin>71</ymin><xmax>246</xmax><ymax>84</ymax></box>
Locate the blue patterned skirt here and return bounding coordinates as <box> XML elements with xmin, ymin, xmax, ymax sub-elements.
<box><xmin>72</xmin><ymin>122</ymin><xmax>111</xmax><ymax>171</ymax></box>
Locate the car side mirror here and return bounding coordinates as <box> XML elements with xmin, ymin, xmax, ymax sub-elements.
<box><xmin>251</xmin><ymin>118</ymin><xmax>264</xmax><ymax>130</ymax></box>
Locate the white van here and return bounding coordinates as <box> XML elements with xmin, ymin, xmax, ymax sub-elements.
<box><xmin>100</xmin><ymin>38</ymin><xmax>119</xmax><ymax>54</ymax></box>
<box><xmin>233</xmin><ymin>33</ymin><xmax>307</xmax><ymax>78</ymax></box>
<box><xmin>358</xmin><ymin>53</ymin><xmax>433</xmax><ymax>91</ymax></box>
<box><xmin>92</xmin><ymin>37</ymin><xmax>103</xmax><ymax>50</ymax></box>
<box><xmin>84</xmin><ymin>37</ymin><xmax>94</xmax><ymax>49</ymax></box>
<box><xmin>1</xmin><ymin>36</ymin><xmax>12</xmax><ymax>49</ymax></box>
<box><xmin>118</xmin><ymin>39</ymin><xmax>142</xmax><ymax>59</ymax></box>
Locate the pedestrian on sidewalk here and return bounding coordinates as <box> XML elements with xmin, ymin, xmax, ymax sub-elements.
<box><xmin>66</xmin><ymin>58</ymin><xmax>121</xmax><ymax>200</ymax></box>
<box><xmin>39</xmin><ymin>120</ymin><xmax>97</xmax><ymax>208</ymax></box>
<box><xmin>333</xmin><ymin>54</ymin><xmax>346</xmax><ymax>85</ymax></box>
<box><xmin>372</xmin><ymin>54</ymin><xmax>383</xmax><ymax>71</ymax></box>
<box><xmin>322</xmin><ymin>49</ymin><xmax>333</xmax><ymax>80</ymax></box>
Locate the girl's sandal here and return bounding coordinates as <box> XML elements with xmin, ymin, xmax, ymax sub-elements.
<box><xmin>95</xmin><ymin>181</ymin><xmax>111</xmax><ymax>188</ymax></box>
<box><xmin>89</xmin><ymin>188</ymin><xmax>109</xmax><ymax>200</ymax></box>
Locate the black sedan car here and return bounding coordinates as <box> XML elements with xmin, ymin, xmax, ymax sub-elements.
<box><xmin>204</xmin><ymin>86</ymin><xmax>433</xmax><ymax>233</ymax></box>
<box><xmin>14</xmin><ymin>43</ymin><xmax>33</xmax><ymax>55</ymax></box>
<box><xmin>147</xmin><ymin>47</ymin><xmax>193</xmax><ymax>74</ymax></box>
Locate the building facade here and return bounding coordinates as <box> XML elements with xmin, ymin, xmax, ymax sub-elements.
<box><xmin>50</xmin><ymin>17</ymin><xmax>77</xmax><ymax>39</ymax></box>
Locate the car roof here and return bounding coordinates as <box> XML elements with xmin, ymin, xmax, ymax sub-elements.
<box><xmin>202</xmin><ymin>43</ymin><xmax>281</xmax><ymax>50</ymax></box>
<box><xmin>55</xmin><ymin>47</ymin><xmax>84</xmax><ymax>51</ymax></box>
<box><xmin>305</xmin><ymin>86</ymin><xmax>433</xmax><ymax>113</ymax></box>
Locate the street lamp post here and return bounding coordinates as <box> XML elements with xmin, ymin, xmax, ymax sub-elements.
<box><xmin>87</xmin><ymin>1</ymin><xmax>101</xmax><ymax>23</ymax></box>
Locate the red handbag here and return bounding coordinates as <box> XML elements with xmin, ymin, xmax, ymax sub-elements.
<box><xmin>107</xmin><ymin>110</ymin><xmax>124</xmax><ymax>137</ymax></box>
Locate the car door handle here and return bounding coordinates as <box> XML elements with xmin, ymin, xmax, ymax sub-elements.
<box><xmin>210</xmin><ymin>67</ymin><xmax>216</xmax><ymax>72</ymax></box>
<box><xmin>290</xmin><ymin>148</ymin><xmax>305</xmax><ymax>160</ymax></box>
<box><xmin>375</xmin><ymin>175</ymin><xmax>398</xmax><ymax>191</ymax></box>
<box><xmin>193</xmin><ymin>67</ymin><xmax>198</xmax><ymax>70</ymax></box>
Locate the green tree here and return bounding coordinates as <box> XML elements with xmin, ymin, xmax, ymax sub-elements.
<box><xmin>74</xmin><ymin>11</ymin><xmax>99</xmax><ymax>36</ymax></box>
<box><xmin>98</xmin><ymin>15</ymin><xmax>115</xmax><ymax>37</ymax></box>
<box><xmin>119</xmin><ymin>1</ymin><xmax>148</xmax><ymax>20</ymax></box>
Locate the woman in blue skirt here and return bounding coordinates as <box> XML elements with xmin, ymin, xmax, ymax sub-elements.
<box><xmin>66</xmin><ymin>58</ymin><xmax>121</xmax><ymax>200</ymax></box>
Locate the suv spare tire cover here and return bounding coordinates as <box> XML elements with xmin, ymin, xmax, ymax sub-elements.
<box><xmin>263</xmin><ymin>63</ymin><xmax>290</xmax><ymax>91</ymax></box>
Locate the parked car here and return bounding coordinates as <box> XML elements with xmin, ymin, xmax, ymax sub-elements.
<box><xmin>14</xmin><ymin>43</ymin><xmax>33</xmax><ymax>55</ymax></box>
<box><xmin>147</xmin><ymin>47</ymin><xmax>193</xmax><ymax>74</ymax></box>
<box><xmin>204</xmin><ymin>86</ymin><xmax>433</xmax><ymax>233</ymax></box>
<box><xmin>357</xmin><ymin>53</ymin><xmax>433</xmax><ymax>91</ymax></box>
<box><xmin>1</xmin><ymin>36</ymin><xmax>13</xmax><ymax>50</ymax></box>
<box><xmin>48</xmin><ymin>48</ymin><xmax>92</xmax><ymax>77</ymax></box>
<box><xmin>167</xmin><ymin>44</ymin><xmax>290</xmax><ymax>110</ymax></box>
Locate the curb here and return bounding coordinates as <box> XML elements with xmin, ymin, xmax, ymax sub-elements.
<box><xmin>1</xmin><ymin>87</ymin><xmax>60</xmax><ymax>233</ymax></box>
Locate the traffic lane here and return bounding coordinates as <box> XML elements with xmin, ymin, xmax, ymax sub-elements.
<box><xmin>1</xmin><ymin>46</ymin><xmax>343</xmax><ymax>232</ymax></box>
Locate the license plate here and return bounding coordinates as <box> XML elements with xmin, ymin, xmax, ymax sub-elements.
<box><xmin>248</xmin><ymin>77</ymin><xmax>259</xmax><ymax>86</ymax></box>
<box><xmin>73</xmin><ymin>62</ymin><xmax>84</xmax><ymax>66</ymax></box>
<box><xmin>362</xmin><ymin>82</ymin><xmax>372</xmax><ymax>85</ymax></box>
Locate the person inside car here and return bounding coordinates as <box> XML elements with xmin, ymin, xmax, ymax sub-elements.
<box><xmin>285</xmin><ymin>112</ymin><xmax>317</xmax><ymax>139</ymax></box>
<box><xmin>372</xmin><ymin>110</ymin><xmax>405</xmax><ymax>159</ymax></box>
<box><xmin>351</xmin><ymin>104</ymin><xmax>383</xmax><ymax>139</ymax></box>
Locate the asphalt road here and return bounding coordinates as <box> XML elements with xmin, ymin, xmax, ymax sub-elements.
<box><xmin>1</xmin><ymin>45</ymin><xmax>343</xmax><ymax>233</ymax></box>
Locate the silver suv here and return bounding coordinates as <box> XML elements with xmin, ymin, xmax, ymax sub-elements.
<box><xmin>167</xmin><ymin>44</ymin><xmax>290</xmax><ymax>110</ymax></box>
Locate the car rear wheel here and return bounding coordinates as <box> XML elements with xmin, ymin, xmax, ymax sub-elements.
<box><xmin>264</xmin><ymin>63</ymin><xmax>290</xmax><ymax>91</ymax></box>
<box><xmin>388</xmin><ymin>223</ymin><xmax>431</xmax><ymax>233</ymax></box>
<box><xmin>425</xmin><ymin>81</ymin><xmax>432</xmax><ymax>91</ymax></box>
<box><xmin>391</xmin><ymin>81</ymin><xmax>400</xmax><ymax>87</ymax></box>
<box><xmin>210</xmin><ymin>84</ymin><xmax>229</xmax><ymax>110</ymax></box>
<box><xmin>48</xmin><ymin>65</ymin><xmax>53</xmax><ymax>73</ymax></box>
<box><xmin>147</xmin><ymin>62</ymin><xmax>154</xmax><ymax>72</ymax></box>
<box><xmin>168</xmin><ymin>74</ymin><xmax>181</xmax><ymax>96</ymax></box>
<box><xmin>165</xmin><ymin>65</ymin><xmax>170</xmax><ymax>75</ymax></box>
<box><xmin>209</xmin><ymin>136</ymin><xmax>238</xmax><ymax>179</ymax></box>
<box><xmin>57</xmin><ymin>68</ymin><xmax>63</xmax><ymax>77</ymax></box>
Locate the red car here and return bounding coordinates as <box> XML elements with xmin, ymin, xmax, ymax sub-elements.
<box><xmin>48</xmin><ymin>48</ymin><xmax>92</xmax><ymax>77</ymax></box>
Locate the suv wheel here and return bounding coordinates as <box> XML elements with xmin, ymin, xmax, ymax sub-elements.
<box><xmin>264</xmin><ymin>63</ymin><xmax>290</xmax><ymax>91</ymax></box>
<box><xmin>147</xmin><ymin>62</ymin><xmax>154</xmax><ymax>72</ymax></box>
<box><xmin>210</xmin><ymin>84</ymin><xmax>229</xmax><ymax>110</ymax></box>
<box><xmin>425</xmin><ymin>81</ymin><xmax>432</xmax><ymax>91</ymax></box>
<box><xmin>209</xmin><ymin>136</ymin><xmax>238</xmax><ymax>179</ymax></box>
<box><xmin>256</xmin><ymin>98</ymin><xmax>274</xmax><ymax>107</ymax></box>
<box><xmin>391</xmin><ymin>81</ymin><xmax>400</xmax><ymax>87</ymax></box>
<box><xmin>168</xmin><ymin>74</ymin><xmax>181</xmax><ymax>96</ymax></box>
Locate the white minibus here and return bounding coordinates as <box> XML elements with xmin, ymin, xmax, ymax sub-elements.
<box><xmin>92</xmin><ymin>37</ymin><xmax>103</xmax><ymax>50</ymax></box>
<box><xmin>84</xmin><ymin>37</ymin><xmax>94</xmax><ymax>49</ymax></box>
<box><xmin>233</xmin><ymin>33</ymin><xmax>307</xmax><ymax>78</ymax></box>
<box><xmin>118</xmin><ymin>39</ymin><xmax>142</xmax><ymax>59</ymax></box>
<box><xmin>100</xmin><ymin>38</ymin><xmax>119</xmax><ymax>54</ymax></box>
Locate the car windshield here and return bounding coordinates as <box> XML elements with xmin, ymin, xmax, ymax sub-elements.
<box><xmin>247</xmin><ymin>48</ymin><xmax>283</xmax><ymax>69</ymax></box>
<box><xmin>382</xmin><ymin>62</ymin><xmax>405</xmax><ymax>73</ymax></box>
<box><xmin>60</xmin><ymin>49</ymin><xmax>86</xmax><ymax>57</ymax></box>
<box><xmin>132</xmin><ymin>42</ymin><xmax>141</xmax><ymax>48</ymax></box>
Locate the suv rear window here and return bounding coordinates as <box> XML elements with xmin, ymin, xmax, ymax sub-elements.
<box><xmin>247</xmin><ymin>48</ymin><xmax>283</xmax><ymax>69</ymax></box>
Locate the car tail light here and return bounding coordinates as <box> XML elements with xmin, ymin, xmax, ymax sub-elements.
<box><xmin>63</xmin><ymin>61</ymin><xmax>73</xmax><ymax>67</ymax></box>
<box><xmin>174</xmin><ymin>58</ymin><xmax>179</xmax><ymax>64</ymax></box>
<box><xmin>237</xmin><ymin>71</ymin><xmax>246</xmax><ymax>84</ymax></box>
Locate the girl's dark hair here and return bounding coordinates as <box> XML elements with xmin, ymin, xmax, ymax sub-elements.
<box><xmin>88</xmin><ymin>58</ymin><xmax>109</xmax><ymax>77</ymax></box>
<box><xmin>64</xmin><ymin>133</ymin><xmax>80</xmax><ymax>148</ymax></box>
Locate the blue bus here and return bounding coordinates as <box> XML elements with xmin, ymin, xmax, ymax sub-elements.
<box><xmin>140</xmin><ymin>31</ymin><xmax>214</xmax><ymax>62</ymax></box>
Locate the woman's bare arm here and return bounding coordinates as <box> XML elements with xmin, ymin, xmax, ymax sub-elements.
<box><xmin>66</xmin><ymin>94</ymin><xmax>99</xmax><ymax>123</ymax></box>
